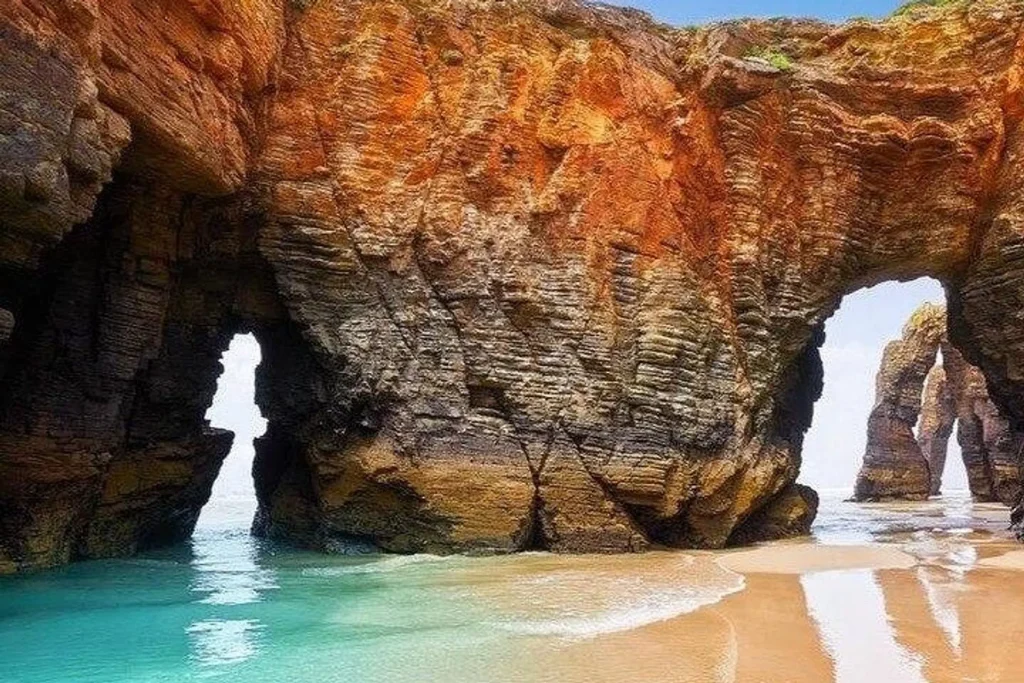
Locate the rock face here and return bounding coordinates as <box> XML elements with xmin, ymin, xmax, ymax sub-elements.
<box><xmin>854</xmin><ymin>304</ymin><xmax>944</xmax><ymax>501</ymax></box>
<box><xmin>944</xmin><ymin>346</ymin><xmax>1024</xmax><ymax>505</ymax></box>
<box><xmin>729</xmin><ymin>484</ymin><xmax>819</xmax><ymax>544</ymax></box>
<box><xmin>3</xmin><ymin>0</ymin><xmax>1024</xmax><ymax>571</ymax></box>
<box><xmin>854</xmin><ymin>304</ymin><xmax>1024</xmax><ymax>503</ymax></box>
<box><xmin>919</xmin><ymin>365</ymin><xmax>957</xmax><ymax>496</ymax></box>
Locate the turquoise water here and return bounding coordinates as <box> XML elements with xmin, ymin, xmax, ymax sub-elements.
<box><xmin>0</xmin><ymin>497</ymin><xmax>746</xmax><ymax>683</ymax></box>
<box><xmin>1</xmin><ymin>491</ymin><xmax>1015</xmax><ymax>683</ymax></box>
<box><xmin>0</xmin><ymin>500</ymin><xmax>502</xmax><ymax>683</ymax></box>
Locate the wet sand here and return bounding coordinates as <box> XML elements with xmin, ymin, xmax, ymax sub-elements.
<box><xmin>716</xmin><ymin>541</ymin><xmax>916</xmax><ymax>574</ymax></box>
<box><xmin>478</xmin><ymin>493</ymin><xmax>1024</xmax><ymax>683</ymax></box>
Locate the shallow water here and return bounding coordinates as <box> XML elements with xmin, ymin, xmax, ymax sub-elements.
<box><xmin>3</xmin><ymin>492</ymin><xmax>1024</xmax><ymax>682</ymax></box>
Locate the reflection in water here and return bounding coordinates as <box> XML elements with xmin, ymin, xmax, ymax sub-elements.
<box><xmin>185</xmin><ymin>496</ymin><xmax>276</xmax><ymax>670</ymax></box>
<box><xmin>919</xmin><ymin>565</ymin><xmax>962</xmax><ymax>656</ymax></box>
<box><xmin>189</xmin><ymin>527</ymin><xmax>277</xmax><ymax>606</ymax></box>
<box><xmin>186</xmin><ymin>619</ymin><xmax>265</xmax><ymax>668</ymax></box>
<box><xmin>802</xmin><ymin>570</ymin><xmax>926</xmax><ymax>683</ymax></box>
<box><xmin>5</xmin><ymin>491</ymin><xmax>1024</xmax><ymax>683</ymax></box>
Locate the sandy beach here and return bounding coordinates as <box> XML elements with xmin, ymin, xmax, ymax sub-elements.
<box><xmin>467</xmin><ymin>495</ymin><xmax>1024</xmax><ymax>683</ymax></box>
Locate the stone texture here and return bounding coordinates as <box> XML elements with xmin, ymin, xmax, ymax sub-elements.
<box><xmin>943</xmin><ymin>346</ymin><xmax>1024</xmax><ymax>505</ymax></box>
<box><xmin>729</xmin><ymin>484</ymin><xmax>819</xmax><ymax>544</ymax></box>
<box><xmin>854</xmin><ymin>304</ymin><xmax>1024</xmax><ymax>504</ymax></box>
<box><xmin>920</xmin><ymin>365</ymin><xmax>957</xmax><ymax>496</ymax></box>
<box><xmin>3</xmin><ymin>0</ymin><xmax>1024</xmax><ymax>570</ymax></box>
<box><xmin>854</xmin><ymin>304</ymin><xmax>944</xmax><ymax>501</ymax></box>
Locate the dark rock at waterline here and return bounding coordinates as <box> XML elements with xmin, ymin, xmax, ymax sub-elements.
<box><xmin>3</xmin><ymin>0</ymin><xmax>1024</xmax><ymax>571</ymax></box>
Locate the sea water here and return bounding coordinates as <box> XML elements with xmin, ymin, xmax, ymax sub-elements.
<box><xmin>0</xmin><ymin>496</ymin><xmax>744</xmax><ymax>683</ymax></box>
<box><xmin>0</xmin><ymin>491</ymin><xmax>1016</xmax><ymax>683</ymax></box>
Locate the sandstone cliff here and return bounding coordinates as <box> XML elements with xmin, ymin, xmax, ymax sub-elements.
<box><xmin>854</xmin><ymin>304</ymin><xmax>944</xmax><ymax>501</ymax></box>
<box><xmin>2</xmin><ymin>0</ymin><xmax>1024</xmax><ymax>571</ymax></box>
<box><xmin>855</xmin><ymin>303</ymin><xmax>1023</xmax><ymax>503</ymax></box>
<box><xmin>920</xmin><ymin>365</ymin><xmax>957</xmax><ymax>496</ymax></box>
<box><xmin>943</xmin><ymin>344</ymin><xmax>1024</xmax><ymax>504</ymax></box>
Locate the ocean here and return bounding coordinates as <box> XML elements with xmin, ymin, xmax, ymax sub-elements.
<box><xmin>2</xmin><ymin>491</ymin><xmax>1022</xmax><ymax>683</ymax></box>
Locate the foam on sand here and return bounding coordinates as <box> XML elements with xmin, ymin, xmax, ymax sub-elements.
<box><xmin>465</xmin><ymin>553</ymin><xmax>746</xmax><ymax>639</ymax></box>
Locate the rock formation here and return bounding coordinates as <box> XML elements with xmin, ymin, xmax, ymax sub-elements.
<box><xmin>943</xmin><ymin>346</ymin><xmax>1024</xmax><ymax>504</ymax></box>
<box><xmin>919</xmin><ymin>365</ymin><xmax>957</xmax><ymax>496</ymax></box>
<box><xmin>3</xmin><ymin>0</ymin><xmax>1024</xmax><ymax>571</ymax></box>
<box><xmin>854</xmin><ymin>304</ymin><xmax>944</xmax><ymax>501</ymax></box>
<box><xmin>854</xmin><ymin>304</ymin><xmax>1023</xmax><ymax>503</ymax></box>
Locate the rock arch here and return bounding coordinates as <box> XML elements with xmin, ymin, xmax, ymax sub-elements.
<box><xmin>2</xmin><ymin>0</ymin><xmax>1024</xmax><ymax>571</ymax></box>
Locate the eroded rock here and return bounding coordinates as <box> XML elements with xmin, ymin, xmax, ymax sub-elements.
<box><xmin>729</xmin><ymin>484</ymin><xmax>819</xmax><ymax>544</ymax></box>
<box><xmin>920</xmin><ymin>365</ymin><xmax>957</xmax><ymax>496</ymax></box>
<box><xmin>854</xmin><ymin>304</ymin><xmax>944</xmax><ymax>501</ymax></box>
<box><xmin>943</xmin><ymin>346</ymin><xmax>1024</xmax><ymax>505</ymax></box>
<box><xmin>854</xmin><ymin>304</ymin><xmax>1024</xmax><ymax>504</ymax></box>
<box><xmin>3</xmin><ymin>0</ymin><xmax>1024</xmax><ymax>570</ymax></box>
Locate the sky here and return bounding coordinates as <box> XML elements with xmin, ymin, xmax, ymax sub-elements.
<box><xmin>204</xmin><ymin>334</ymin><xmax>265</xmax><ymax>504</ymax></box>
<box><xmin>199</xmin><ymin>0</ymin><xmax>963</xmax><ymax>519</ymax></box>
<box><xmin>619</xmin><ymin>0</ymin><xmax>903</xmax><ymax>24</ymax></box>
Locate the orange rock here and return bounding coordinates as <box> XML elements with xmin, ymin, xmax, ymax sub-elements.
<box><xmin>2</xmin><ymin>0</ymin><xmax>1024</xmax><ymax>571</ymax></box>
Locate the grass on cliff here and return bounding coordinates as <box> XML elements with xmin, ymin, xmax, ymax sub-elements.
<box><xmin>892</xmin><ymin>0</ymin><xmax>963</xmax><ymax>16</ymax></box>
<box><xmin>744</xmin><ymin>47</ymin><xmax>794</xmax><ymax>72</ymax></box>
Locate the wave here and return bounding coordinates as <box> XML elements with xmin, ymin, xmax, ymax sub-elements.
<box><xmin>301</xmin><ymin>554</ymin><xmax>454</xmax><ymax>577</ymax></box>
<box><xmin>490</xmin><ymin>563</ymin><xmax>746</xmax><ymax>639</ymax></box>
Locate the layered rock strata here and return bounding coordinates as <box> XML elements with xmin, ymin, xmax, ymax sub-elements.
<box><xmin>3</xmin><ymin>0</ymin><xmax>1024</xmax><ymax>571</ymax></box>
<box><xmin>854</xmin><ymin>304</ymin><xmax>944</xmax><ymax>501</ymax></box>
<box><xmin>855</xmin><ymin>304</ymin><xmax>1023</xmax><ymax>504</ymax></box>
<box><xmin>943</xmin><ymin>346</ymin><xmax>1024</xmax><ymax>505</ymax></box>
<box><xmin>919</xmin><ymin>365</ymin><xmax>957</xmax><ymax>496</ymax></box>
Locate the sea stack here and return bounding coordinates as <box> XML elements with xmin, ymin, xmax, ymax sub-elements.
<box><xmin>854</xmin><ymin>305</ymin><xmax>944</xmax><ymax>501</ymax></box>
<box><xmin>854</xmin><ymin>304</ymin><xmax>1024</xmax><ymax>503</ymax></box>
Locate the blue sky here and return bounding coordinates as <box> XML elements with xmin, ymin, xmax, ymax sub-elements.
<box><xmin>620</xmin><ymin>0</ymin><xmax>903</xmax><ymax>24</ymax></box>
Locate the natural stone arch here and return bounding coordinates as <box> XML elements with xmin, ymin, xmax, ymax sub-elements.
<box><xmin>2</xmin><ymin>0</ymin><xmax>1024</xmax><ymax>571</ymax></box>
<box><xmin>942</xmin><ymin>346</ymin><xmax>1024</xmax><ymax>505</ymax></box>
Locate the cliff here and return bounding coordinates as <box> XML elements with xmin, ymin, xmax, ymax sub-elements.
<box><xmin>855</xmin><ymin>303</ymin><xmax>1023</xmax><ymax>503</ymax></box>
<box><xmin>854</xmin><ymin>304</ymin><xmax>944</xmax><ymax>501</ymax></box>
<box><xmin>2</xmin><ymin>0</ymin><xmax>1024</xmax><ymax>571</ymax></box>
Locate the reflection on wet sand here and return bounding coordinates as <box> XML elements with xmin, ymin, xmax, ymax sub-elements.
<box><xmin>807</xmin><ymin>569</ymin><xmax>925</xmax><ymax>682</ymax></box>
<box><xmin>488</xmin><ymin>494</ymin><xmax>1024</xmax><ymax>683</ymax></box>
<box><xmin>711</xmin><ymin>573</ymin><xmax>834</xmax><ymax>682</ymax></box>
<box><xmin>6</xmin><ymin>492</ymin><xmax>1023</xmax><ymax>683</ymax></box>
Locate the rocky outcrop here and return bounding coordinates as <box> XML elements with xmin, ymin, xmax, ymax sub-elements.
<box><xmin>920</xmin><ymin>365</ymin><xmax>957</xmax><ymax>496</ymax></box>
<box><xmin>854</xmin><ymin>304</ymin><xmax>944</xmax><ymax>501</ymax></box>
<box><xmin>943</xmin><ymin>346</ymin><xmax>1024</xmax><ymax>505</ymax></box>
<box><xmin>729</xmin><ymin>484</ymin><xmax>819</xmax><ymax>544</ymax></box>
<box><xmin>3</xmin><ymin>0</ymin><xmax>1024</xmax><ymax>571</ymax></box>
<box><xmin>854</xmin><ymin>304</ymin><xmax>1024</xmax><ymax>503</ymax></box>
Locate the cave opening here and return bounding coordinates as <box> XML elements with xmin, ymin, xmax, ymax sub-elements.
<box><xmin>196</xmin><ymin>333</ymin><xmax>268</xmax><ymax>532</ymax></box>
<box><xmin>799</xmin><ymin>276</ymin><xmax>971</xmax><ymax>499</ymax></box>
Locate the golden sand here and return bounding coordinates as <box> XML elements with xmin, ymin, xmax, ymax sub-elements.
<box><xmin>977</xmin><ymin>549</ymin><xmax>1024</xmax><ymax>570</ymax></box>
<box><xmin>485</xmin><ymin>546</ymin><xmax>1024</xmax><ymax>683</ymax></box>
<box><xmin>715</xmin><ymin>541</ymin><xmax>917</xmax><ymax>574</ymax></box>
